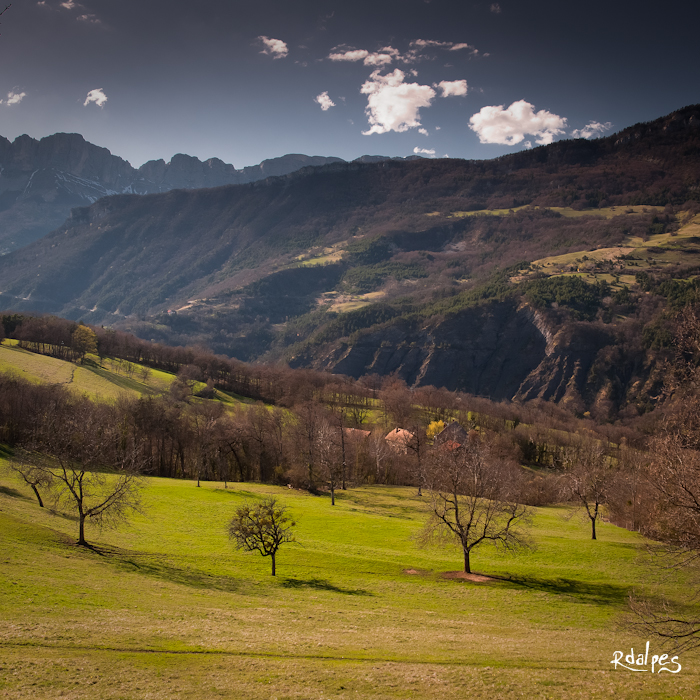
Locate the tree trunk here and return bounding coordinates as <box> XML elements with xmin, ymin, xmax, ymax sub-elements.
<box><xmin>271</xmin><ymin>552</ymin><xmax>276</xmax><ymax>576</ymax></box>
<box><xmin>78</xmin><ymin>514</ymin><xmax>87</xmax><ymax>546</ymax></box>
<box><xmin>30</xmin><ymin>484</ymin><xmax>44</xmax><ymax>508</ymax></box>
<box><xmin>340</xmin><ymin>416</ymin><xmax>347</xmax><ymax>490</ymax></box>
<box><xmin>591</xmin><ymin>516</ymin><xmax>597</xmax><ymax>540</ymax></box>
<box><xmin>331</xmin><ymin>484</ymin><xmax>335</xmax><ymax>506</ymax></box>
<box><xmin>464</xmin><ymin>548</ymin><xmax>471</xmax><ymax>574</ymax></box>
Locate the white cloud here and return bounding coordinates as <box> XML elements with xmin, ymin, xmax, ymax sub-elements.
<box><xmin>329</xmin><ymin>48</ymin><xmax>369</xmax><ymax>62</ymax></box>
<box><xmin>364</xmin><ymin>48</ymin><xmax>399</xmax><ymax>66</ymax></box>
<box><xmin>571</xmin><ymin>121</ymin><xmax>613</xmax><ymax>139</ymax></box>
<box><xmin>469</xmin><ymin>100</ymin><xmax>567</xmax><ymax>146</ymax></box>
<box><xmin>332</xmin><ymin>40</ymin><xmax>480</xmax><ymax>67</ymax></box>
<box><xmin>490</xmin><ymin>3</ymin><xmax>502</xmax><ymax>13</ymax></box>
<box><xmin>83</xmin><ymin>88</ymin><xmax>107</xmax><ymax>107</ymax></box>
<box><xmin>449</xmin><ymin>43</ymin><xmax>478</xmax><ymax>54</ymax></box>
<box><xmin>315</xmin><ymin>91</ymin><xmax>336</xmax><ymax>111</ymax></box>
<box><xmin>328</xmin><ymin>46</ymin><xmax>399</xmax><ymax>67</ymax></box>
<box><xmin>0</xmin><ymin>91</ymin><xmax>26</xmax><ymax>106</ymax></box>
<box><xmin>406</xmin><ymin>39</ymin><xmax>479</xmax><ymax>62</ymax></box>
<box><xmin>411</xmin><ymin>39</ymin><xmax>452</xmax><ymax>49</ymax></box>
<box><xmin>413</xmin><ymin>147</ymin><xmax>436</xmax><ymax>155</ymax></box>
<box><xmin>437</xmin><ymin>79</ymin><xmax>467</xmax><ymax>97</ymax></box>
<box><xmin>524</xmin><ymin>140</ymin><xmax>532</xmax><ymax>149</ymax></box>
<box><xmin>6</xmin><ymin>91</ymin><xmax>26</xmax><ymax>105</ymax></box>
<box><xmin>361</xmin><ymin>69</ymin><xmax>436</xmax><ymax>135</ymax></box>
<box><xmin>77</xmin><ymin>13</ymin><xmax>100</xmax><ymax>23</ymax></box>
<box><xmin>258</xmin><ymin>36</ymin><xmax>288</xmax><ymax>59</ymax></box>
<box><xmin>435</xmin><ymin>126</ymin><xmax>441</xmax><ymax>130</ymax></box>
<box><xmin>60</xmin><ymin>0</ymin><xmax>79</xmax><ymax>9</ymax></box>
<box><xmin>418</xmin><ymin>128</ymin><xmax>429</xmax><ymax>136</ymax></box>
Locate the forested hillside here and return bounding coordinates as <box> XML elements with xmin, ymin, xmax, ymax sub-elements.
<box><xmin>1</xmin><ymin>106</ymin><xmax>699</xmax><ymax>413</ymax></box>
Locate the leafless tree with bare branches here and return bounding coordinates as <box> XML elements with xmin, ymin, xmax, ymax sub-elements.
<box><xmin>421</xmin><ymin>433</ymin><xmax>531</xmax><ymax>574</ymax></box>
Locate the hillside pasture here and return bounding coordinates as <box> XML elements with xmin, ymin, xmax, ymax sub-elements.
<box><xmin>0</xmin><ymin>467</ymin><xmax>698</xmax><ymax>699</ymax></box>
<box><xmin>512</xmin><ymin>213</ymin><xmax>700</xmax><ymax>287</ymax></box>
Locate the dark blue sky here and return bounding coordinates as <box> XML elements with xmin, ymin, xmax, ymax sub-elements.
<box><xmin>0</xmin><ymin>0</ymin><xmax>697</xmax><ymax>168</ymax></box>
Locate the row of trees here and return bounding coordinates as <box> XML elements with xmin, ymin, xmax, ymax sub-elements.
<box><xmin>5</xmin><ymin>307</ymin><xmax>700</xmax><ymax>651</ymax></box>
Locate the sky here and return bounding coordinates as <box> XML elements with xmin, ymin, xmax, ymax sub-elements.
<box><xmin>0</xmin><ymin>0</ymin><xmax>698</xmax><ymax>169</ymax></box>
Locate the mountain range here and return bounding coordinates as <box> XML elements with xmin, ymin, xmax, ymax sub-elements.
<box><xmin>0</xmin><ymin>131</ymin><xmax>424</xmax><ymax>254</ymax></box>
<box><xmin>1</xmin><ymin>104</ymin><xmax>699</xmax><ymax>417</ymax></box>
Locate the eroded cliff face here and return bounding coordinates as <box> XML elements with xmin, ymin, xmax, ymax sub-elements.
<box><xmin>292</xmin><ymin>301</ymin><xmax>653</xmax><ymax>413</ymax></box>
<box><xmin>291</xmin><ymin>301</ymin><xmax>547</xmax><ymax>400</ymax></box>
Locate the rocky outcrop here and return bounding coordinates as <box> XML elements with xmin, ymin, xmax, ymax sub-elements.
<box><xmin>292</xmin><ymin>301</ymin><xmax>550</xmax><ymax>400</ymax></box>
<box><xmin>292</xmin><ymin>302</ymin><xmax>654</xmax><ymax>413</ymax></box>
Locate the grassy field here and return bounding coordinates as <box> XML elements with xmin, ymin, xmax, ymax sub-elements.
<box><xmin>0</xmin><ymin>343</ymin><xmax>253</xmax><ymax>408</ymax></box>
<box><xmin>511</xmin><ymin>214</ymin><xmax>700</xmax><ymax>287</ymax></box>
<box><xmin>1</xmin><ymin>461</ymin><xmax>698</xmax><ymax>699</ymax></box>
<box><xmin>431</xmin><ymin>205</ymin><xmax>664</xmax><ymax>221</ymax></box>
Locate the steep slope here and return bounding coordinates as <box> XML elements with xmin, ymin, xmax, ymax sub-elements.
<box><xmin>0</xmin><ymin>132</ymin><xmax>345</xmax><ymax>253</ymax></box>
<box><xmin>0</xmin><ymin>105</ymin><xmax>699</xmax><ymax>412</ymax></box>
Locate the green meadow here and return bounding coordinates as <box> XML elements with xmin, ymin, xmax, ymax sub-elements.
<box><xmin>1</xmin><ymin>464</ymin><xmax>698</xmax><ymax>699</ymax></box>
<box><xmin>0</xmin><ymin>343</ymin><xmax>251</xmax><ymax>409</ymax></box>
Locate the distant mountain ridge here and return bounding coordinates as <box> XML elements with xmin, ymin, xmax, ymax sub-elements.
<box><xmin>1</xmin><ymin>105</ymin><xmax>700</xmax><ymax>415</ymax></box>
<box><xmin>0</xmin><ymin>132</ymin><xmax>411</xmax><ymax>253</ymax></box>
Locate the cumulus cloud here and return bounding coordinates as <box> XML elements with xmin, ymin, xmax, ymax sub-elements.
<box><xmin>437</xmin><ymin>79</ymin><xmax>467</xmax><ymax>97</ymax></box>
<box><xmin>418</xmin><ymin>128</ymin><xmax>429</xmax><ymax>136</ymax></box>
<box><xmin>77</xmin><ymin>13</ymin><xmax>100</xmax><ymax>23</ymax></box>
<box><xmin>361</xmin><ymin>69</ymin><xmax>436</xmax><ymax>135</ymax></box>
<box><xmin>448</xmin><ymin>42</ymin><xmax>478</xmax><ymax>53</ymax></box>
<box><xmin>330</xmin><ymin>40</ymin><xmax>479</xmax><ymax>67</ymax></box>
<box><xmin>571</xmin><ymin>121</ymin><xmax>613</xmax><ymax>139</ymax></box>
<box><xmin>490</xmin><ymin>3</ymin><xmax>502</xmax><ymax>13</ymax></box>
<box><xmin>413</xmin><ymin>147</ymin><xmax>436</xmax><ymax>155</ymax></box>
<box><xmin>469</xmin><ymin>100</ymin><xmax>567</xmax><ymax>146</ymax></box>
<box><xmin>328</xmin><ymin>47</ymin><xmax>399</xmax><ymax>67</ymax></box>
<box><xmin>315</xmin><ymin>91</ymin><xmax>336</xmax><ymax>111</ymax></box>
<box><xmin>60</xmin><ymin>0</ymin><xmax>79</xmax><ymax>8</ymax></box>
<box><xmin>83</xmin><ymin>88</ymin><xmax>107</xmax><ymax>107</ymax></box>
<box><xmin>411</xmin><ymin>39</ymin><xmax>452</xmax><ymax>49</ymax></box>
<box><xmin>364</xmin><ymin>48</ymin><xmax>400</xmax><ymax>66</ymax></box>
<box><xmin>329</xmin><ymin>48</ymin><xmax>369</xmax><ymax>62</ymax></box>
<box><xmin>0</xmin><ymin>91</ymin><xmax>26</xmax><ymax>106</ymax></box>
<box><xmin>258</xmin><ymin>36</ymin><xmax>288</xmax><ymax>59</ymax></box>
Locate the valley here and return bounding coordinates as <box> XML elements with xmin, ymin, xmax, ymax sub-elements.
<box><xmin>1</xmin><ymin>106</ymin><xmax>699</xmax><ymax>416</ymax></box>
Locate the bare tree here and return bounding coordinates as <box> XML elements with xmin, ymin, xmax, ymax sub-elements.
<box><xmin>422</xmin><ymin>433</ymin><xmax>531</xmax><ymax>574</ymax></box>
<box><xmin>316</xmin><ymin>420</ymin><xmax>343</xmax><ymax>505</ymax></box>
<box><xmin>561</xmin><ymin>437</ymin><xmax>616</xmax><ymax>540</ymax></box>
<box><xmin>228</xmin><ymin>496</ymin><xmax>296</xmax><ymax>576</ymax></box>
<box><xmin>8</xmin><ymin>458</ymin><xmax>52</xmax><ymax>507</ymax></box>
<box><xmin>369</xmin><ymin>430</ymin><xmax>392</xmax><ymax>484</ymax></box>
<box><xmin>405</xmin><ymin>419</ymin><xmax>428</xmax><ymax>496</ymax></box>
<box><xmin>23</xmin><ymin>400</ymin><xmax>146</xmax><ymax>547</ymax></box>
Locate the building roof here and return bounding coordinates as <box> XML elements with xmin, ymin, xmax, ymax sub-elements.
<box><xmin>434</xmin><ymin>422</ymin><xmax>468</xmax><ymax>446</ymax></box>
<box><xmin>344</xmin><ymin>427</ymin><xmax>371</xmax><ymax>440</ymax></box>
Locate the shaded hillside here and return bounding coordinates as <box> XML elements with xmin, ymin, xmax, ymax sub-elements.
<box><xmin>0</xmin><ymin>105</ymin><xmax>699</xmax><ymax>412</ymax></box>
<box><xmin>0</xmin><ymin>132</ymin><xmax>345</xmax><ymax>253</ymax></box>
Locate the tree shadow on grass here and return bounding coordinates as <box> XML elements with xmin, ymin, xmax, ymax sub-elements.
<box><xmin>76</xmin><ymin>544</ymin><xmax>249</xmax><ymax>594</ymax></box>
<box><xmin>119</xmin><ymin>557</ymin><xmax>245</xmax><ymax>593</ymax></box>
<box><xmin>502</xmin><ymin>574</ymin><xmax>630</xmax><ymax>607</ymax></box>
<box><xmin>0</xmin><ymin>485</ymin><xmax>30</xmax><ymax>500</ymax></box>
<box><xmin>281</xmin><ymin>577</ymin><xmax>374</xmax><ymax>596</ymax></box>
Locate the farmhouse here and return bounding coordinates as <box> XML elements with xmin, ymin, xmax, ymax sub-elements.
<box><xmin>433</xmin><ymin>422</ymin><xmax>468</xmax><ymax>447</ymax></box>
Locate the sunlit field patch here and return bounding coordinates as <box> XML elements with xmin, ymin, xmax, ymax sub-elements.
<box><xmin>1</xmin><ymin>470</ymin><xmax>697</xmax><ymax>698</ymax></box>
